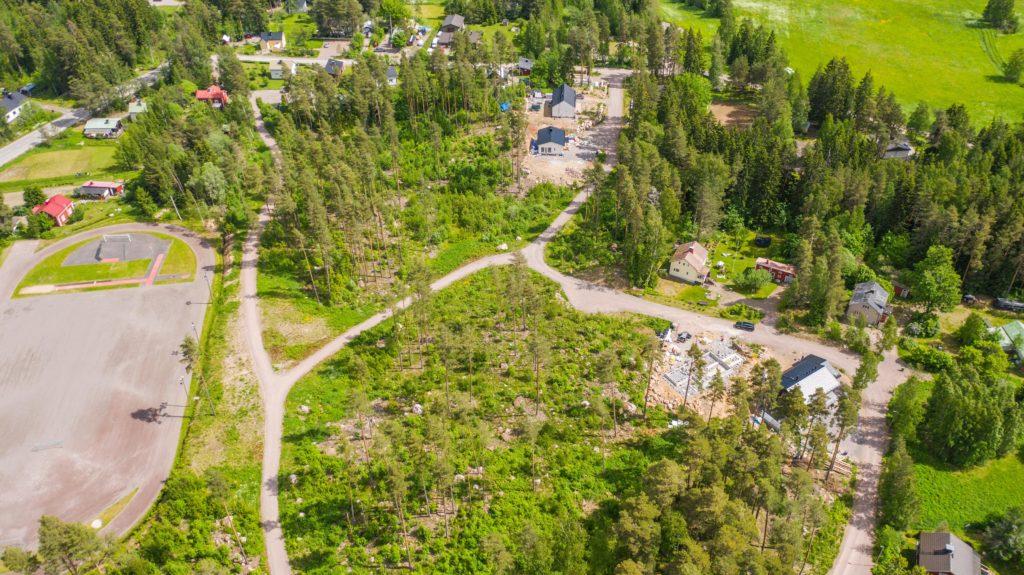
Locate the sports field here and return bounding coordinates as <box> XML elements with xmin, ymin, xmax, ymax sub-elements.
<box><xmin>660</xmin><ymin>0</ymin><xmax>1024</xmax><ymax>122</ymax></box>
<box><xmin>0</xmin><ymin>130</ymin><xmax>119</xmax><ymax>183</ymax></box>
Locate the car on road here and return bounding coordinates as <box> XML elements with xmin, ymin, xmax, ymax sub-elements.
<box><xmin>734</xmin><ymin>321</ymin><xmax>755</xmax><ymax>332</ymax></box>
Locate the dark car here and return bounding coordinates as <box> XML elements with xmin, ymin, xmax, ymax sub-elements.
<box><xmin>734</xmin><ymin>321</ymin><xmax>756</xmax><ymax>332</ymax></box>
<box><xmin>994</xmin><ymin>297</ymin><xmax>1024</xmax><ymax>313</ymax></box>
<box><xmin>754</xmin><ymin>236</ymin><xmax>772</xmax><ymax>248</ymax></box>
<box><xmin>962</xmin><ymin>294</ymin><xmax>977</xmax><ymax>305</ymax></box>
<box><xmin>676</xmin><ymin>331</ymin><xmax>692</xmax><ymax>342</ymax></box>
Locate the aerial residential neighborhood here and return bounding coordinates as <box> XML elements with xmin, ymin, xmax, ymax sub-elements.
<box><xmin>0</xmin><ymin>0</ymin><xmax>1023</xmax><ymax>574</ymax></box>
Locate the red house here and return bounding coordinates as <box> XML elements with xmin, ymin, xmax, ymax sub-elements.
<box><xmin>195</xmin><ymin>85</ymin><xmax>230</xmax><ymax>108</ymax></box>
<box><xmin>755</xmin><ymin>257</ymin><xmax>797</xmax><ymax>283</ymax></box>
<box><xmin>32</xmin><ymin>194</ymin><xmax>75</xmax><ymax>227</ymax></box>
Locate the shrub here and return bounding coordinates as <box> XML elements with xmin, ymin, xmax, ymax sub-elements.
<box><xmin>719</xmin><ymin>303</ymin><xmax>763</xmax><ymax>321</ymax></box>
<box><xmin>984</xmin><ymin>507</ymin><xmax>1024</xmax><ymax>564</ymax></box>
<box><xmin>733</xmin><ymin>267</ymin><xmax>772</xmax><ymax>293</ymax></box>
<box><xmin>904</xmin><ymin>312</ymin><xmax>940</xmax><ymax>339</ymax></box>
<box><xmin>898</xmin><ymin>338</ymin><xmax>955</xmax><ymax>372</ymax></box>
<box><xmin>957</xmin><ymin>312</ymin><xmax>990</xmax><ymax>346</ymax></box>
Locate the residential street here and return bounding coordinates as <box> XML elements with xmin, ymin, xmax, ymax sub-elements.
<box><xmin>0</xmin><ymin>65</ymin><xmax>166</xmax><ymax>169</ymax></box>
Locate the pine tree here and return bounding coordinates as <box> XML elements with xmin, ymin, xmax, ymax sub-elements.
<box><xmin>878</xmin><ymin>437</ymin><xmax>919</xmax><ymax>530</ymax></box>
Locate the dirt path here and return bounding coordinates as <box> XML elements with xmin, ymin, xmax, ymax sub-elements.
<box><xmin>243</xmin><ymin>73</ymin><xmax>902</xmax><ymax>574</ymax></box>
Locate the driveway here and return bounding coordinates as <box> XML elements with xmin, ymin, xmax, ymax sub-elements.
<box><xmin>0</xmin><ymin>224</ymin><xmax>215</xmax><ymax>549</ymax></box>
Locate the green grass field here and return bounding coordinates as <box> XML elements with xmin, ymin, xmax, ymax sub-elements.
<box><xmin>705</xmin><ymin>229</ymin><xmax>785</xmax><ymax>298</ymax></box>
<box><xmin>271</xmin><ymin>13</ymin><xmax>323</xmax><ymax>48</ymax></box>
<box><xmin>660</xmin><ymin>0</ymin><xmax>1024</xmax><ymax>123</ymax></box>
<box><xmin>157</xmin><ymin>234</ymin><xmax>197</xmax><ymax>278</ymax></box>
<box><xmin>0</xmin><ymin>130</ymin><xmax>122</xmax><ymax>189</ymax></box>
<box><xmin>410</xmin><ymin>1</ymin><xmax>445</xmax><ymax>27</ymax></box>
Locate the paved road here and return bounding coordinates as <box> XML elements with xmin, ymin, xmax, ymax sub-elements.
<box><xmin>241</xmin><ymin>70</ymin><xmax>903</xmax><ymax>573</ymax></box>
<box><xmin>0</xmin><ymin>65</ymin><xmax>166</xmax><ymax>169</ymax></box>
<box><xmin>0</xmin><ymin>223</ymin><xmax>215</xmax><ymax>549</ymax></box>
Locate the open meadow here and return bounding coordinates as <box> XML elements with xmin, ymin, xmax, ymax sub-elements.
<box><xmin>660</xmin><ymin>0</ymin><xmax>1024</xmax><ymax>123</ymax></box>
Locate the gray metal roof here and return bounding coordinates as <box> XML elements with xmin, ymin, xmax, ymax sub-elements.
<box><xmin>781</xmin><ymin>355</ymin><xmax>828</xmax><ymax>391</ymax></box>
<box><xmin>1</xmin><ymin>90</ymin><xmax>27</xmax><ymax>114</ymax></box>
<box><xmin>261</xmin><ymin>31</ymin><xmax>284</xmax><ymax>41</ymax></box>
<box><xmin>551</xmin><ymin>83</ymin><xmax>576</xmax><ymax>107</ymax></box>
<box><xmin>518</xmin><ymin>57</ymin><xmax>534</xmax><ymax>70</ymax></box>
<box><xmin>441</xmin><ymin>14</ymin><xmax>465</xmax><ymax>29</ymax></box>
<box><xmin>536</xmin><ymin>126</ymin><xmax>565</xmax><ymax>147</ymax></box>
<box><xmin>918</xmin><ymin>532</ymin><xmax>982</xmax><ymax>575</ymax></box>
<box><xmin>851</xmin><ymin>281</ymin><xmax>890</xmax><ymax>314</ymax></box>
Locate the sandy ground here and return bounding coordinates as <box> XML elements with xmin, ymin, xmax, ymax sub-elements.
<box><xmin>0</xmin><ymin>224</ymin><xmax>215</xmax><ymax>549</ymax></box>
<box><xmin>711</xmin><ymin>101</ymin><xmax>757</xmax><ymax>128</ymax></box>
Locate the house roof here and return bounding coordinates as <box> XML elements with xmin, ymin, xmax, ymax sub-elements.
<box><xmin>883</xmin><ymin>140</ymin><xmax>915</xmax><ymax>159</ymax></box>
<box><xmin>261</xmin><ymin>31</ymin><xmax>285</xmax><ymax>41</ymax></box>
<box><xmin>128</xmin><ymin>102</ymin><xmax>147</xmax><ymax>114</ymax></box>
<box><xmin>755</xmin><ymin>257</ymin><xmax>796</xmax><ymax>275</ymax></box>
<box><xmin>918</xmin><ymin>532</ymin><xmax>982</xmax><ymax>575</ymax></box>
<box><xmin>386</xmin><ymin>65</ymin><xmax>398</xmax><ymax>79</ymax></box>
<box><xmin>1</xmin><ymin>90</ymin><xmax>27</xmax><ymax>114</ymax></box>
<box><xmin>441</xmin><ymin>14</ymin><xmax>465</xmax><ymax>29</ymax></box>
<box><xmin>83</xmin><ymin>118</ymin><xmax>120</xmax><ymax>131</ymax></box>
<box><xmin>672</xmin><ymin>241</ymin><xmax>709</xmax><ymax>273</ymax></box>
<box><xmin>850</xmin><ymin>281</ymin><xmax>890</xmax><ymax>314</ymax></box>
<box><xmin>196</xmin><ymin>85</ymin><xmax>229</xmax><ymax>102</ymax></box>
<box><xmin>81</xmin><ymin>180</ymin><xmax>122</xmax><ymax>189</ymax></box>
<box><xmin>437</xmin><ymin>31</ymin><xmax>454</xmax><ymax>45</ymax></box>
<box><xmin>551</xmin><ymin>83</ymin><xmax>576</xmax><ymax>108</ymax></box>
<box><xmin>325</xmin><ymin>58</ymin><xmax>345</xmax><ymax>74</ymax></box>
<box><xmin>467</xmin><ymin>30</ymin><xmax>483</xmax><ymax>44</ymax></box>
<box><xmin>32</xmin><ymin>194</ymin><xmax>73</xmax><ymax>219</ymax></box>
<box><xmin>518</xmin><ymin>57</ymin><xmax>534</xmax><ymax>70</ymax></box>
<box><xmin>781</xmin><ymin>355</ymin><xmax>841</xmax><ymax>399</ymax></box>
<box><xmin>536</xmin><ymin>126</ymin><xmax>566</xmax><ymax>147</ymax></box>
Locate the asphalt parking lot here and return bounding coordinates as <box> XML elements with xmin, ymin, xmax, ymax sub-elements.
<box><xmin>0</xmin><ymin>225</ymin><xmax>214</xmax><ymax>549</ymax></box>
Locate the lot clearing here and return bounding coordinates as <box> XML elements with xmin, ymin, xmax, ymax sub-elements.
<box><xmin>0</xmin><ymin>224</ymin><xmax>215</xmax><ymax>549</ymax></box>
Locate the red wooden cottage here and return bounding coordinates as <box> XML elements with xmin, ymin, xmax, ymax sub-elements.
<box><xmin>755</xmin><ymin>257</ymin><xmax>797</xmax><ymax>283</ymax></box>
<box><xmin>32</xmin><ymin>194</ymin><xmax>75</xmax><ymax>227</ymax></box>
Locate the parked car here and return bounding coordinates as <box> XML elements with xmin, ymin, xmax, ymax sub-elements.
<box><xmin>962</xmin><ymin>294</ymin><xmax>977</xmax><ymax>305</ymax></box>
<box><xmin>994</xmin><ymin>297</ymin><xmax>1024</xmax><ymax>313</ymax></box>
<box><xmin>676</xmin><ymin>331</ymin><xmax>692</xmax><ymax>342</ymax></box>
<box><xmin>734</xmin><ymin>321</ymin><xmax>756</xmax><ymax>332</ymax></box>
<box><xmin>754</xmin><ymin>236</ymin><xmax>772</xmax><ymax>248</ymax></box>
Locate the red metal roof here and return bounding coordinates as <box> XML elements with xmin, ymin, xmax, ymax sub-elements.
<box><xmin>195</xmin><ymin>85</ymin><xmax>229</xmax><ymax>103</ymax></box>
<box><xmin>32</xmin><ymin>194</ymin><xmax>73</xmax><ymax>219</ymax></box>
<box><xmin>82</xmin><ymin>180</ymin><xmax>122</xmax><ymax>189</ymax></box>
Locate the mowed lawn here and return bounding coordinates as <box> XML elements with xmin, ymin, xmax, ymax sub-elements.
<box><xmin>0</xmin><ymin>130</ymin><xmax>119</xmax><ymax>183</ymax></box>
<box><xmin>660</xmin><ymin>0</ymin><xmax>1024</xmax><ymax>123</ymax></box>
<box><xmin>913</xmin><ymin>450</ymin><xmax>1024</xmax><ymax>534</ymax></box>
<box><xmin>155</xmin><ymin>234</ymin><xmax>197</xmax><ymax>279</ymax></box>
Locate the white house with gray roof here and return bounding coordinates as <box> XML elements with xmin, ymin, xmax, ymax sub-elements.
<box><xmin>846</xmin><ymin>281</ymin><xmax>891</xmax><ymax>325</ymax></box>
<box><xmin>1</xmin><ymin>89</ymin><xmax>27</xmax><ymax>124</ymax></box>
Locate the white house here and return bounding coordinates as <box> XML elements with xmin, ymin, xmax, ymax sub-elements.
<box><xmin>1</xmin><ymin>89</ymin><xmax>27</xmax><ymax>124</ymax></box>
<box><xmin>270</xmin><ymin>60</ymin><xmax>297</xmax><ymax>79</ymax></box>
<box><xmin>668</xmin><ymin>241</ymin><xmax>709</xmax><ymax>284</ymax></box>
<box><xmin>535</xmin><ymin>126</ymin><xmax>566</xmax><ymax>155</ymax></box>
<box><xmin>82</xmin><ymin>118</ymin><xmax>123</xmax><ymax>139</ymax></box>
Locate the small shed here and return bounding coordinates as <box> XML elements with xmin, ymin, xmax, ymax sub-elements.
<box><xmin>386</xmin><ymin>66</ymin><xmax>398</xmax><ymax>86</ymax></box>
<box><xmin>325</xmin><ymin>58</ymin><xmax>345</xmax><ymax>76</ymax></box>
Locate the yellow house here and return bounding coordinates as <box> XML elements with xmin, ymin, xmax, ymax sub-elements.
<box><xmin>668</xmin><ymin>241</ymin><xmax>710</xmax><ymax>284</ymax></box>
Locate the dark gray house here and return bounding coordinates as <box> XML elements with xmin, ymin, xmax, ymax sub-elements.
<box><xmin>883</xmin><ymin>140</ymin><xmax>915</xmax><ymax>160</ymax></box>
<box><xmin>847</xmin><ymin>281</ymin><xmax>891</xmax><ymax>325</ymax></box>
<box><xmin>917</xmin><ymin>532</ymin><xmax>983</xmax><ymax>575</ymax></box>
<box><xmin>535</xmin><ymin>126</ymin><xmax>566</xmax><ymax>155</ymax></box>
<box><xmin>550</xmin><ymin>83</ymin><xmax>576</xmax><ymax>118</ymax></box>
<box><xmin>440</xmin><ymin>14</ymin><xmax>465</xmax><ymax>33</ymax></box>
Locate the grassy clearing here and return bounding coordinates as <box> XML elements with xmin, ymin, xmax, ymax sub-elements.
<box><xmin>243</xmin><ymin>63</ymin><xmax>286</xmax><ymax>91</ymax></box>
<box><xmin>914</xmin><ymin>448</ymin><xmax>1024</xmax><ymax>534</ymax></box>
<box><xmin>0</xmin><ymin>130</ymin><xmax>119</xmax><ymax>183</ymax></box>
<box><xmin>659</xmin><ymin>0</ymin><xmax>1024</xmax><ymax>123</ymax></box>
<box><xmin>157</xmin><ymin>234</ymin><xmax>197</xmax><ymax>278</ymax></box>
<box><xmin>271</xmin><ymin>13</ymin><xmax>323</xmax><ymax>48</ymax></box>
<box><xmin>410</xmin><ymin>1</ymin><xmax>445</xmax><ymax>27</ymax></box>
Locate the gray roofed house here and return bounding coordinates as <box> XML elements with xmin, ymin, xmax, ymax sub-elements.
<box><xmin>441</xmin><ymin>14</ymin><xmax>465</xmax><ymax>32</ymax></box>
<box><xmin>917</xmin><ymin>532</ymin><xmax>982</xmax><ymax>575</ymax></box>
<box><xmin>260</xmin><ymin>31</ymin><xmax>286</xmax><ymax>52</ymax></box>
<box><xmin>128</xmin><ymin>101</ymin><xmax>148</xmax><ymax>120</ymax></box>
<box><xmin>82</xmin><ymin>118</ymin><xmax>123</xmax><ymax>139</ymax></box>
<box><xmin>1</xmin><ymin>89</ymin><xmax>27</xmax><ymax>124</ymax></box>
<box><xmin>535</xmin><ymin>126</ymin><xmax>566</xmax><ymax>155</ymax></box>
<box><xmin>436</xmin><ymin>31</ymin><xmax>455</xmax><ymax>46</ymax></box>
<box><xmin>883</xmin><ymin>140</ymin><xmax>915</xmax><ymax>160</ymax></box>
<box><xmin>550</xmin><ymin>83</ymin><xmax>576</xmax><ymax>118</ymax></box>
<box><xmin>467</xmin><ymin>30</ymin><xmax>483</xmax><ymax>44</ymax></box>
<box><xmin>847</xmin><ymin>281</ymin><xmax>891</xmax><ymax>326</ymax></box>
<box><xmin>325</xmin><ymin>58</ymin><xmax>345</xmax><ymax>76</ymax></box>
